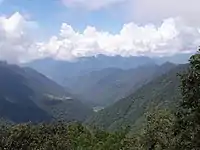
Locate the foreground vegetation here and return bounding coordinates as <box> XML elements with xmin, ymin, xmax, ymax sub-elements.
<box><xmin>1</xmin><ymin>49</ymin><xmax>200</xmax><ymax>149</ymax></box>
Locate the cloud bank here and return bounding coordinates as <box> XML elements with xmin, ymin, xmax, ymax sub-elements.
<box><xmin>1</xmin><ymin>12</ymin><xmax>200</xmax><ymax>63</ymax></box>
<box><xmin>0</xmin><ymin>12</ymin><xmax>41</xmax><ymax>63</ymax></box>
<box><xmin>39</xmin><ymin>17</ymin><xmax>199</xmax><ymax>61</ymax></box>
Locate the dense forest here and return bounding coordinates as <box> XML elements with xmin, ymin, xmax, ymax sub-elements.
<box><xmin>0</xmin><ymin>48</ymin><xmax>199</xmax><ymax>150</ymax></box>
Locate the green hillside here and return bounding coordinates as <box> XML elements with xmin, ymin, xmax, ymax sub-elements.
<box><xmin>86</xmin><ymin>64</ymin><xmax>188</xmax><ymax>130</ymax></box>
<box><xmin>69</xmin><ymin>63</ymin><xmax>176</xmax><ymax>107</ymax></box>
<box><xmin>0</xmin><ymin>62</ymin><xmax>92</xmax><ymax>123</ymax></box>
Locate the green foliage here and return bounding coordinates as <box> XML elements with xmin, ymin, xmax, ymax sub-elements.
<box><xmin>175</xmin><ymin>48</ymin><xmax>200</xmax><ymax>149</ymax></box>
<box><xmin>140</xmin><ymin>108</ymin><xmax>176</xmax><ymax>150</ymax></box>
<box><xmin>0</xmin><ymin>122</ymin><xmax>134</xmax><ymax>150</ymax></box>
<box><xmin>0</xmin><ymin>122</ymin><xmax>71</xmax><ymax>150</ymax></box>
<box><xmin>129</xmin><ymin>48</ymin><xmax>200</xmax><ymax>150</ymax></box>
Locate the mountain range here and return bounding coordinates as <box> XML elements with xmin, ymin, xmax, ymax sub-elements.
<box><xmin>0</xmin><ymin>53</ymin><xmax>192</xmax><ymax>129</ymax></box>
<box><xmin>24</xmin><ymin>53</ymin><xmax>192</xmax><ymax>86</ymax></box>
<box><xmin>24</xmin><ymin>54</ymin><xmax>191</xmax><ymax>107</ymax></box>
<box><xmin>24</xmin><ymin>55</ymin><xmax>155</xmax><ymax>86</ymax></box>
<box><xmin>86</xmin><ymin>64</ymin><xmax>189</xmax><ymax>130</ymax></box>
<box><xmin>0</xmin><ymin>61</ymin><xmax>92</xmax><ymax>123</ymax></box>
<box><xmin>67</xmin><ymin>62</ymin><xmax>176</xmax><ymax>107</ymax></box>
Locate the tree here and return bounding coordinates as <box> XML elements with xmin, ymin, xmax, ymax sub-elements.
<box><xmin>175</xmin><ymin>47</ymin><xmax>200</xmax><ymax>149</ymax></box>
<box><xmin>141</xmin><ymin>108</ymin><xmax>175</xmax><ymax>150</ymax></box>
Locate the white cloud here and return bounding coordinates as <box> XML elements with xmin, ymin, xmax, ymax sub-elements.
<box><xmin>1</xmin><ymin>12</ymin><xmax>200</xmax><ymax>63</ymax></box>
<box><xmin>39</xmin><ymin>17</ymin><xmax>200</xmax><ymax>61</ymax></box>
<box><xmin>130</xmin><ymin>0</ymin><xmax>200</xmax><ymax>26</ymax></box>
<box><xmin>61</xmin><ymin>0</ymin><xmax>128</xmax><ymax>10</ymax></box>
<box><xmin>0</xmin><ymin>12</ymin><xmax>41</xmax><ymax>64</ymax></box>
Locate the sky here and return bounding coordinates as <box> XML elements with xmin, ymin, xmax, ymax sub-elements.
<box><xmin>0</xmin><ymin>0</ymin><xmax>200</xmax><ymax>63</ymax></box>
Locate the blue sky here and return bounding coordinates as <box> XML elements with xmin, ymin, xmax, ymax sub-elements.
<box><xmin>0</xmin><ymin>0</ymin><xmax>200</xmax><ymax>63</ymax></box>
<box><xmin>0</xmin><ymin>0</ymin><xmax>126</xmax><ymax>36</ymax></box>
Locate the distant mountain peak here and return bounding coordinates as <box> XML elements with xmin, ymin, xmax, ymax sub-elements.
<box><xmin>161</xmin><ymin>61</ymin><xmax>176</xmax><ymax>67</ymax></box>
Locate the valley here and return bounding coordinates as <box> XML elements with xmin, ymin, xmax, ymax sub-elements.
<box><xmin>0</xmin><ymin>51</ymin><xmax>200</xmax><ymax>149</ymax></box>
<box><xmin>0</xmin><ymin>0</ymin><xmax>199</xmax><ymax>149</ymax></box>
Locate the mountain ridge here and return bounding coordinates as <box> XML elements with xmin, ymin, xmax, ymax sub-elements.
<box><xmin>86</xmin><ymin>63</ymin><xmax>189</xmax><ymax>130</ymax></box>
<box><xmin>0</xmin><ymin>62</ymin><xmax>92</xmax><ymax>123</ymax></box>
<box><xmin>67</xmin><ymin>62</ymin><xmax>176</xmax><ymax>107</ymax></box>
<box><xmin>24</xmin><ymin>55</ymin><xmax>156</xmax><ymax>86</ymax></box>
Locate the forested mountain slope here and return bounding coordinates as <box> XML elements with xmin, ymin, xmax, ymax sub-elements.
<box><xmin>69</xmin><ymin>62</ymin><xmax>176</xmax><ymax>107</ymax></box>
<box><xmin>86</xmin><ymin>64</ymin><xmax>188</xmax><ymax>130</ymax></box>
<box><xmin>0</xmin><ymin>62</ymin><xmax>92</xmax><ymax>123</ymax></box>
